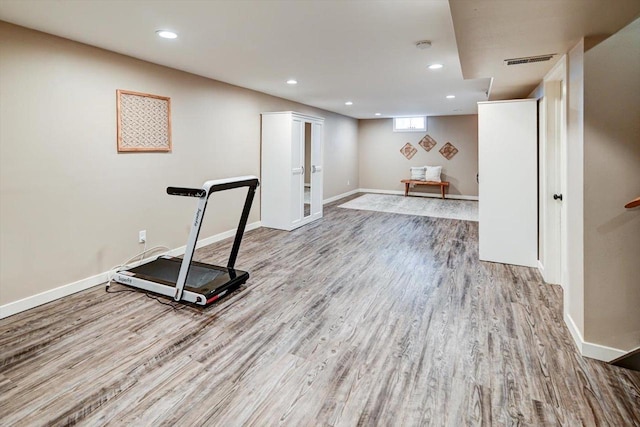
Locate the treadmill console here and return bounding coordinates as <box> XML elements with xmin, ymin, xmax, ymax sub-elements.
<box><xmin>167</xmin><ymin>187</ymin><xmax>206</xmax><ymax>198</ymax></box>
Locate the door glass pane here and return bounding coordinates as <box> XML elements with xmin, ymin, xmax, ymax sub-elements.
<box><xmin>304</xmin><ymin>122</ymin><xmax>312</xmax><ymax>218</ymax></box>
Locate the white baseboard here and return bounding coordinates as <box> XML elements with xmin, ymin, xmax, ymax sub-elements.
<box><xmin>0</xmin><ymin>272</ymin><xmax>110</xmax><ymax>320</ymax></box>
<box><xmin>359</xmin><ymin>188</ymin><xmax>479</xmax><ymax>201</ymax></box>
<box><xmin>320</xmin><ymin>187</ymin><xmax>478</xmax><ymax>205</ymax></box>
<box><xmin>564</xmin><ymin>312</ymin><xmax>626</xmax><ymax>362</ymax></box>
<box><xmin>583</xmin><ymin>341</ymin><xmax>627</xmax><ymax>362</ymax></box>
<box><xmin>564</xmin><ymin>312</ymin><xmax>584</xmax><ymax>354</ymax></box>
<box><xmin>0</xmin><ymin>221</ymin><xmax>262</xmax><ymax>320</ymax></box>
<box><xmin>358</xmin><ymin>188</ymin><xmax>402</xmax><ymax>196</ymax></box>
<box><xmin>323</xmin><ymin>189</ymin><xmax>360</xmax><ymax>204</ymax></box>
<box><xmin>537</xmin><ymin>260</ymin><xmax>545</xmax><ymax>277</ymax></box>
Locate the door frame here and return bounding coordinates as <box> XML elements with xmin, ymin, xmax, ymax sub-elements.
<box><xmin>539</xmin><ymin>56</ymin><xmax>567</xmax><ymax>286</ymax></box>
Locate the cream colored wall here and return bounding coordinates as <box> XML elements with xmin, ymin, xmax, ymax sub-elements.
<box><xmin>565</xmin><ymin>39</ymin><xmax>585</xmax><ymax>336</ymax></box>
<box><xmin>0</xmin><ymin>22</ymin><xmax>358</xmax><ymax>306</ymax></box>
<box><xmin>358</xmin><ymin>115</ymin><xmax>478</xmax><ymax>197</ymax></box>
<box><xmin>325</xmin><ymin>117</ymin><xmax>359</xmax><ymax>197</ymax></box>
<box><xmin>583</xmin><ymin>18</ymin><xmax>640</xmax><ymax>351</ymax></box>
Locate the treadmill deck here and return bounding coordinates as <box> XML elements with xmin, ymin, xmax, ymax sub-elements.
<box><xmin>123</xmin><ymin>256</ymin><xmax>248</xmax><ymax>299</ymax></box>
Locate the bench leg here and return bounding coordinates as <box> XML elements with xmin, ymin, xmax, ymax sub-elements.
<box><xmin>441</xmin><ymin>185</ymin><xmax>445</xmax><ymax>199</ymax></box>
<box><xmin>404</xmin><ymin>182</ymin><xmax>409</xmax><ymax>197</ymax></box>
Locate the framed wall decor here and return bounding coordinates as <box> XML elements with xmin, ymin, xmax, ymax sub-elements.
<box><xmin>418</xmin><ymin>134</ymin><xmax>437</xmax><ymax>152</ymax></box>
<box><xmin>439</xmin><ymin>141</ymin><xmax>459</xmax><ymax>160</ymax></box>
<box><xmin>400</xmin><ymin>142</ymin><xmax>418</xmax><ymax>160</ymax></box>
<box><xmin>116</xmin><ymin>89</ymin><xmax>172</xmax><ymax>152</ymax></box>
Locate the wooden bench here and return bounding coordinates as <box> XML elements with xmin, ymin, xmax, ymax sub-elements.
<box><xmin>401</xmin><ymin>179</ymin><xmax>450</xmax><ymax>199</ymax></box>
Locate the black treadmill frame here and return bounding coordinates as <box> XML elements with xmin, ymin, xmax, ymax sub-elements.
<box><xmin>112</xmin><ymin>176</ymin><xmax>259</xmax><ymax>305</ymax></box>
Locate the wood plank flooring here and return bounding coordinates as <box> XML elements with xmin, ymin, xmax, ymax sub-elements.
<box><xmin>1</xmin><ymin>194</ymin><xmax>639</xmax><ymax>426</ymax></box>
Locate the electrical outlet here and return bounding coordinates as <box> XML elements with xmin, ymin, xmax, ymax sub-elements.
<box><xmin>139</xmin><ymin>230</ymin><xmax>146</xmax><ymax>243</ymax></box>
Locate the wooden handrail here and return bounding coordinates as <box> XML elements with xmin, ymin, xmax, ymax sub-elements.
<box><xmin>625</xmin><ymin>197</ymin><xmax>640</xmax><ymax>209</ymax></box>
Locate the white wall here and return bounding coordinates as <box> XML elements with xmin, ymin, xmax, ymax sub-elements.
<box><xmin>565</xmin><ymin>39</ymin><xmax>585</xmax><ymax>339</ymax></box>
<box><xmin>583</xmin><ymin>18</ymin><xmax>640</xmax><ymax>351</ymax></box>
<box><xmin>0</xmin><ymin>22</ymin><xmax>358</xmax><ymax>308</ymax></box>
<box><xmin>524</xmin><ymin>24</ymin><xmax>639</xmax><ymax>360</ymax></box>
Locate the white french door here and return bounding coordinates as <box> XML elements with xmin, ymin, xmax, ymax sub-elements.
<box><xmin>290</xmin><ymin>119</ymin><xmax>304</xmax><ymax>226</ymax></box>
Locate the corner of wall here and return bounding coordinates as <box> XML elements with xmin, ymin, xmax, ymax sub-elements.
<box><xmin>565</xmin><ymin>311</ymin><xmax>628</xmax><ymax>362</ymax></box>
<box><xmin>564</xmin><ymin>38</ymin><xmax>585</xmax><ymax>341</ymax></box>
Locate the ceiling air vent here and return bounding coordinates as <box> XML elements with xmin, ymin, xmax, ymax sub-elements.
<box><xmin>504</xmin><ymin>54</ymin><xmax>556</xmax><ymax>66</ymax></box>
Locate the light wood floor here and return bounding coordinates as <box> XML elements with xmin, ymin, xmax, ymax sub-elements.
<box><xmin>1</xmin><ymin>195</ymin><xmax>639</xmax><ymax>426</ymax></box>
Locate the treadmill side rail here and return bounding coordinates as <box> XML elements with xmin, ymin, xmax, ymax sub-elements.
<box><xmin>174</xmin><ymin>194</ymin><xmax>209</xmax><ymax>301</ymax></box>
<box><xmin>112</xmin><ymin>271</ymin><xmax>205</xmax><ymax>304</ymax></box>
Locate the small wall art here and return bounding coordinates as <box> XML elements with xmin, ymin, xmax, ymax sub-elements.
<box><xmin>400</xmin><ymin>142</ymin><xmax>418</xmax><ymax>160</ymax></box>
<box><xmin>418</xmin><ymin>134</ymin><xmax>437</xmax><ymax>152</ymax></box>
<box><xmin>439</xmin><ymin>141</ymin><xmax>459</xmax><ymax>160</ymax></box>
<box><xmin>116</xmin><ymin>89</ymin><xmax>172</xmax><ymax>152</ymax></box>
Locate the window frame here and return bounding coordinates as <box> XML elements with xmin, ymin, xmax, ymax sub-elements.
<box><xmin>392</xmin><ymin>116</ymin><xmax>427</xmax><ymax>132</ymax></box>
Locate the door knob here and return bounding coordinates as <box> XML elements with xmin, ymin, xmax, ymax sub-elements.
<box><xmin>312</xmin><ymin>165</ymin><xmax>317</xmax><ymax>173</ymax></box>
<box><xmin>553</xmin><ymin>194</ymin><xmax>563</xmax><ymax>201</ymax></box>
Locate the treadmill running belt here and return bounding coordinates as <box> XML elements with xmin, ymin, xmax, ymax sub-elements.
<box><xmin>129</xmin><ymin>258</ymin><xmax>225</xmax><ymax>289</ymax></box>
<box><xmin>187</xmin><ymin>264</ymin><xmax>225</xmax><ymax>288</ymax></box>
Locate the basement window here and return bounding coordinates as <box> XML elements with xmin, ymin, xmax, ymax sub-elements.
<box><xmin>393</xmin><ymin>116</ymin><xmax>426</xmax><ymax>132</ymax></box>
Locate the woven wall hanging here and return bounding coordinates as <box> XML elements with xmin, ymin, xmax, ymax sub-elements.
<box><xmin>116</xmin><ymin>89</ymin><xmax>172</xmax><ymax>152</ymax></box>
<box><xmin>400</xmin><ymin>143</ymin><xmax>418</xmax><ymax>160</ymax></box>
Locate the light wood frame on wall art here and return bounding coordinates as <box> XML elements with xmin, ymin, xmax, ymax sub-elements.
<box><xmin>116</xmin><ymin>89</ymin><xmax>172</xmax><ymax>152</ymax></box>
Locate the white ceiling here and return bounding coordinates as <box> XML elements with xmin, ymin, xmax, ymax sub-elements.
<box><xmin>450</xmin><ymin>0</ymin><xmax>640</xmax><ymax>100</ymax></box>
<box><xmin>0</xmin><ymin>0</ymin><xmax>638</xmax><ymax>119</ymax></box>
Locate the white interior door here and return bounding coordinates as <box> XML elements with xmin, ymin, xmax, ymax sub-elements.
<box><xmin>478</xmin><ymin>100</ymin><xmax>538</xmax><ymax>267</ymax></box>
<box><xmin>311</xmin><ymin>121</ymin><xmax>323</xmax><ymax>219</ymax></box>
<box><xmin>290</xmin><ymin>119</ymin><xmax>304</xmax><ymax>227</ymax></box>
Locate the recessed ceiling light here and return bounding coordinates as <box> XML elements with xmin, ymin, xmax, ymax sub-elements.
<box><xmin>156</xmin><ymin>30</ymin><xmax>178</xmax><ymax>39</ymax></box>
<box><xmin>446</xmin><ymin>95</ymin><xmax>456</xmax><ymax>99</ymax></box>
<box><xmin>286</xmin><ymin>79</ymin><xmax>297</xmax><ymax>85</ymax></box>
<box><xmin>345</xmin><ymin>101</ymin><xmax>353</xmax><ymax>106</ymax></box>
<box><xmin>375</xmin><ymin>113</ymin><xmax>381</xmax><ymax>116</ymax></box>
<box><xmin>428</xmin><ymin>63</ymin><xmax>443</xmax><ymax>70</ymax></box>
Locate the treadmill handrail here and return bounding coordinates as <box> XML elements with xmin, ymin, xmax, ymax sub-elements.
<box><xmin>167</xmin><ymin>176</ymin><xmax>259</xmax><ymax>199</ymax></box>
<box><xmin>203</xmin><ymin>176</ymin><xmax>259</xmax><ymax>194</ymax></box>
<box><xmin>173</xmin><ymin>175</ymin><xmax>259</xmax><ymax>302</ymax></box>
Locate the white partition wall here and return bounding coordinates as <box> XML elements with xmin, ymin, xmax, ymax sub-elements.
<box><xmin>478</xmin><ymin>99</ymin><xmax>538</xmax><ymax>267</ymax></box>
<box><xmin>310</xmin><ymin>121</ymin><xmax>324</xmax><ymax>220</ymax></box>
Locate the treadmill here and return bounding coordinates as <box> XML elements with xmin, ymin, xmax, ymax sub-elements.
<box><xmin>112</xmin><ymin>176</ymin><xmax>259</xmax><ymax>306</ymax></box>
